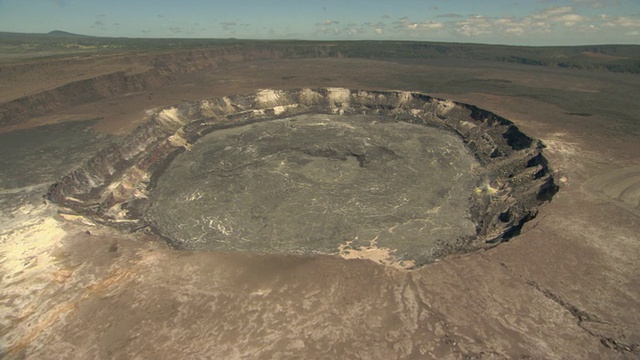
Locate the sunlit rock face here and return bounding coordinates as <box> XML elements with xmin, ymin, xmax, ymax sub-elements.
<box><xmin>48</xmin><ymin>88</ymin><xmax>556</xmax><ymax>268</ymax></box>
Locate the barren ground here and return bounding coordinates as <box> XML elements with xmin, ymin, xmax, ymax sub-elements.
<box><xmin>0</xmin><ymin>48</ymin><xmax>639</xmax><ymax>359</ymax></box>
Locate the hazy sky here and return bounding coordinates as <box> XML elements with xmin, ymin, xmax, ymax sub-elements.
<box><xmin>0</xmin><ymin>0</ymin><xmax>639</xmax><ymax>45</ymax></box>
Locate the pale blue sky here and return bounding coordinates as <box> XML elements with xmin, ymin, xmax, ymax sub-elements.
<box><xmin>0</xmin><ymin>0</ymin><xmax>639</xmax><ymax>45</ymax></box>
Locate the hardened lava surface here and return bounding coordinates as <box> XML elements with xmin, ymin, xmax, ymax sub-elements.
<box><xmin>48</xmin><ymin>88</ymin><xmax>556</xmax><ymax>267</ymax></box>
<box><xmin>147</xmin><ymin>114</ymin><xmax>479</xmax><ymax>265</ymax></box>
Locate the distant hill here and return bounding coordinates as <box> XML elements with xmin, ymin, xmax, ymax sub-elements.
<box><xmin>46</xmin><ymin>30</ymin><xmax>93</xmax><ymax>38</ymax></box>
<box><xmin>0</xmin><ymin>30</ymin><xmax>95</xmax><ymax>39</ymax></box>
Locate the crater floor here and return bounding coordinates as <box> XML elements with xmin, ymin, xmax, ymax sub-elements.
<box><xmin>146</xmin><ymin>114</ymin><xmax>482</xmax><ymax>266</ymax></box>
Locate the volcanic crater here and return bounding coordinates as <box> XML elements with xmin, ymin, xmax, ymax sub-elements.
<box><xmin>48</xmin><ymin>88</ymin><xmax>556</xmax><ymax>268</ymax></box>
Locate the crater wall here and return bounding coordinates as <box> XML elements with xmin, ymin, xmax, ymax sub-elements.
<box><xmin>48</xmin><ymin>88</ymin><xmax>556</xmax><ymax>263</ymax></box>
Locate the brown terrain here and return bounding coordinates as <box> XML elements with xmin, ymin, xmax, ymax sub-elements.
<box><xmin>0</xmin><ymin>43</ymin><xmax>639</xmax><ymax>359</ymax></box>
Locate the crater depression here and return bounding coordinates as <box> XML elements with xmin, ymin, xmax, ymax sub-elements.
<box><xmin>48</xmin><ymin>88</ymin><xmax>556</xmax><ymax>268</ymax></box>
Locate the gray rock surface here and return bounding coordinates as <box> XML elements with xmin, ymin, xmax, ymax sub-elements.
<box><xmin>147</xmin><ymin>114</ymin><xmax>480</xmax><ymax>265</ymax></box>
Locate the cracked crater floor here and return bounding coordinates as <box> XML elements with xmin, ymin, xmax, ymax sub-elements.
<box><xmin>146</xmin><ymin>114</ymin><xmax>480</xmax><ymax>266</ymax></box>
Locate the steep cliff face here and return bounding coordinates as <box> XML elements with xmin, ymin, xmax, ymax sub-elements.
<box><xmin>0</xmin><ymin>47</ymin><xmax>288</xmax><ymax>127</ymax></box>
<box><xmin>48</xmin><ymin>88</ymin><xmax>556</xmax><ymax>264</ymax></box>
<box><xmin>0</xmin><ymin>70</ymin><xmax>165</xmax><ymax>126</ymax></box>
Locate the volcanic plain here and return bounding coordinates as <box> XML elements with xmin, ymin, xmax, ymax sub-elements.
<box><xmin>1</xmin><ymin>34</ymin><xmax>639</xmax><ymax>359</ymax></box>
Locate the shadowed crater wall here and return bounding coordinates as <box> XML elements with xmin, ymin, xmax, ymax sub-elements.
<box><xmin>48</xmin><ymin>88</ymin><xmax>556</xmax><ymax>268</ymax></box>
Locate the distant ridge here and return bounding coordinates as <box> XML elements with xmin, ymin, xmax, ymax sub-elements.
<box><xmin>46</xmin><ymin>30</ymin><xmax>93</xmax><ymax>38</ymax></box>
<box><xmin>0</xmin><ymin>30</ymin><xmax>638</xmax><ymax>73</ymax></box>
